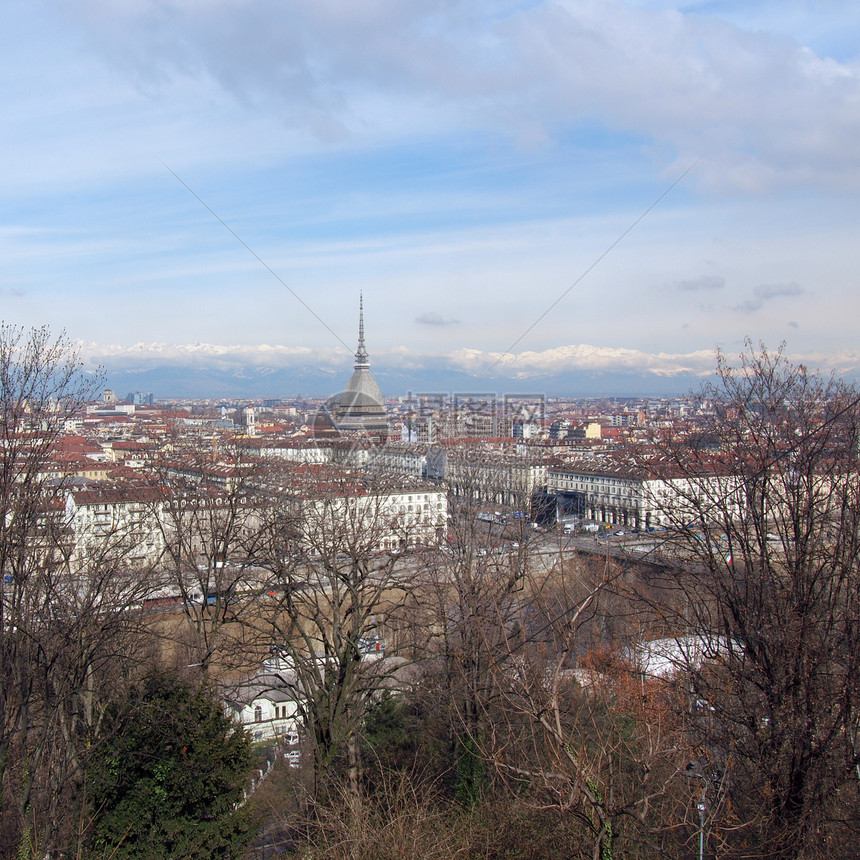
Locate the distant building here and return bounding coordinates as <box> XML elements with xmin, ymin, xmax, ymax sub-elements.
<box><xmin>282</xmin><ymin>469</ymin><xmax>448</xmax><ymax>552</ymax></box>
<box><xmin>440</xmin><ymin>445</ymin><xmax>548</xmax><ymax>509</ymax></box>
<box><xmin>224</xmin><ymin>673</ymin><xmax>300</xmax><ymax>743</ymax></box>
<box><xmin>64</xmin><ymin>485</ymin><xmax>166</xmax><ymax>570</ymax></box>
<box><xmin>242</xmin><ymin>405</ymin><xmax>256</xmax><ymax>437</ymax></box>
<box><xmin>329</xmin><ymin>296</ymin><xmax>388</xmax><ymax>442</ymax></box>
<box><xmin>547</xmin><ymin>462</ymin><xmax>743</xmax><ymax>529</ymax></box>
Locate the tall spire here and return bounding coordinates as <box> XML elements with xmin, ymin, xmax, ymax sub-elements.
<box><xmin>355</xmin><ymin>292</ymin><xmax>369</xmax><ymax>368</ymax></box>
<box><xmin>338</xmin><ymin>291</ymin><xmax>387</xmax><ymax>442</ymax></box>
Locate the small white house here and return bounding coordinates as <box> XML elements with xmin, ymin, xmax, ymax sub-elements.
<box><xmin>224</xmin><ymin>673</ymin><xmax>300</xmax><ymax>743</ymax></box>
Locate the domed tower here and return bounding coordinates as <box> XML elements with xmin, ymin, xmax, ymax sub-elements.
<box><xmin>336</xmin><ymin>295</ymin><xmax>388</xmax><ymax>441</ymax></box>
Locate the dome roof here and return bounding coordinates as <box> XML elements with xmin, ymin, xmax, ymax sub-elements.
<box><xmin>341</xmin><ymin>371</ymin><xmax>384</xmax><ymax>411</ymax></box>
<box><xmin>335</xmin><ymin>296</ymin><xmax>387</xmax><ymax>439</ymax></box>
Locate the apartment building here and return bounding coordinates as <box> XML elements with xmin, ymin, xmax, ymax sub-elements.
<box><xmin>547</xmin><ymin>461</ymin><xmax>743</xmax><ymax>528</ymax></box>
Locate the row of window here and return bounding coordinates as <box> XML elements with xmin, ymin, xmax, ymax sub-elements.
<box><xmin>253</xmin><ymin>703</ymin><xmax>292</xmax><ymax>722</ymax></box>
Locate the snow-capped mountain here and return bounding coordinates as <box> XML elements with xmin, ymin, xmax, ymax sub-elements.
<box><xmin>81</xmin><ymin>341</ymin><xmax>860</xmax><ymax>399</ymax></box>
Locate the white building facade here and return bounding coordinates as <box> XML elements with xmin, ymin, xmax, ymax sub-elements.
<box><xmin>547</xmin><ymin>464</ymin><xmax>743</xmax><ymax>528</ymax></box>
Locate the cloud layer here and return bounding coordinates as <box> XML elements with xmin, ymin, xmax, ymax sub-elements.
<box><xmin>58</xmin><ymin>0</ymin><xmax>860</xmax><ymax>193</ymax></box>
<box><xmin>80</xmin><ymin>339</ymin><xmax>860</xmax><ymax>384</ymax></box>
<box><xmin>734</xmin><ymin>281</ymin><xmax>805</xmax><ymax>313</ymax></box>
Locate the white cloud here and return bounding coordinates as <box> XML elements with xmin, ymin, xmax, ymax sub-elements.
<box><xmin>47</xmin><ymin>0</ymin><xmax>860</xmax><ymax>192</ymax></box>
<box><xmin>446</xmin><ymin>343</ymin><xmax>717</xmax><ymax>377</ymax></box>
<box><xmin>78</xmin><ymin>340</ymin><xmax>347</xmax><ymax>371</ymax></box>
<box><xmin>416</xmin><ymin>312</ymin><xmax>460</xmax><ymax>326</ymax></box>
<box><xmin>734</xmin><ymin>281</ymin><xmax>804</xmax><ymax>313</ymax></box>
<box><xmin>676</xmin><ymin>275</ymin><xmax>725</xmax><ymax>292</ymax></box>
<box><xmin>753</xmin><ymin>282</ymin><xmax>804</xmax><ymax>301</ymax></box>
<box><xmin>79</xmin><ymin>339</ymin><xmax>860</xmax><ymax>382</ymax></box>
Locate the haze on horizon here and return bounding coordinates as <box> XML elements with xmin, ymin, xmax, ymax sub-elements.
<box><xmin>2</xmin><ymin>1</ymin><xmax>860</xmax><ymax>394</ymax></box>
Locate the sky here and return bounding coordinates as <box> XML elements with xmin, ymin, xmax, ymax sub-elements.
<box><xmin>2</xmin><ymin>0</ymin><xmax>860</xmax><ymax>394</ymax></box>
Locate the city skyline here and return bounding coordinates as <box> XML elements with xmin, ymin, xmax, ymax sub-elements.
<box><xmin>3</xmin><ymin>1</ymin><xmax>860</xmax><ymax>394</ymax></box>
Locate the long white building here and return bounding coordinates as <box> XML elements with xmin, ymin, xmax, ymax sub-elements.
<box><xmin>547</xmin><ymin>462</ymin><xmax>743</xmax><ymax>528</ymax></box>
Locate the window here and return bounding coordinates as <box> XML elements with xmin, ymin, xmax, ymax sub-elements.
<box><xmin>254</xmin><ymin>705</ymin><xmax>262</xmax><ymax>723</ymax></box>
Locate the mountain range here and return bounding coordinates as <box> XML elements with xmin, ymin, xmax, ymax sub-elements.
<box><xmin>89</xmin><ymin>341</ymin><xmax>860</xmax><ymax>401</ymax></box>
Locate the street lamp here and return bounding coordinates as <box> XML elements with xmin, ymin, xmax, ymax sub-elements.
<box><xmin>686</xmin><ymin>762</ymin><xmax>708</xmax><ymax>860</ymax></box>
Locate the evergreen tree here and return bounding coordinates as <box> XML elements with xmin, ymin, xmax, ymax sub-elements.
<box><xmin>86</xmin><ymin>672</ymin><xmax>254</xmax><ymax>859</ymax></box>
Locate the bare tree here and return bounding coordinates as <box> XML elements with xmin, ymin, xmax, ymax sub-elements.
<box><xmin>419</xmin><ymin>450</ymin><xmax>699</xmax><ymax>858</ymax></box>
<box><xmin>472</xmin><ymin>551</ymin><xmax>698</xmax><ymax>860</ymax></box>
<box><xmin>406</xmin><ymin>455</ymin><xmax>543</xmax><ymax>811</ymax></box>
<box><xmin>0</xmin><ymin>325</ymin><xmax>157</xmax><ymax>857</ymax></box>
<box><xmin>638</xmin><ymin>343</ymin><xmax>860</xmax><ymax>856</ymax></box>
<box><xmin>149</xmin><ymin>436</ymin><xmax>263</xmax><ymax>676</ymax></box>
<box><xmin>250</xmin><ymin>468</ymin><xmax>419</xmax><ymax>802</ymax></box>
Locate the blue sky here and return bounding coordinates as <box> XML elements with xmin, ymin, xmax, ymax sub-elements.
<box><xmin>3</xmin><ymin>0</ymin><xmax>860</xmax><ymax>390</ymax></box>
